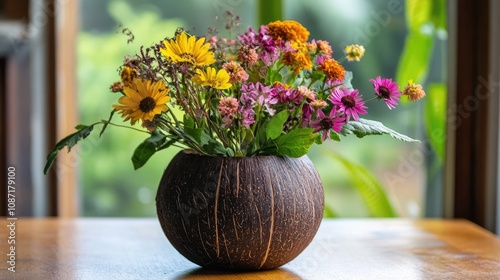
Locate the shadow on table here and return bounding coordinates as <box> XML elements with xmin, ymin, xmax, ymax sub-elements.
<box><xmin>176</xmin><ymin>267</ymin><xmax>303</xmax><ymax>280</ymax></box>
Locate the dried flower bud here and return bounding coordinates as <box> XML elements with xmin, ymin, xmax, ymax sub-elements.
<box><xmin>218</xmin><ymin>97</ymin><xmax>239</xmax><ymax>116</ymax></box>
<box><xmin>403</xmin><ymin>80</ymin><xmax>426</xmax><ymax>101</ymax></box>
<box><xmin>344</xmin><ymin>44</ymin><xmax>365</xmax><ymax>62</ymax></box>
<box><xmin>296</xmin><ymin>86</ymin><xmax>316</xmax><ymax>101</ymax></box>
<box><xmin>120</xmin><ymin>66</ymin><xmax>138</xmax><ymax>87</ymax></box>
<box><xmin>310</xmin><ymin>99</ymin><xmax>328</xmax><ymax>109</ymax></box>
<box><xmin>316</xmin><ymin>40</ymin><xmax>333</xmax><ymax>56</ymax></box>
<box><xmin>110</xmin><ymin>81</ymin><xmax>124</xmax><ymax>92</ymax></box>
<box><xmin>238</xmin><ymin>46</ymin><xmax>259</xmax><ymax>66</ymax></box>
<box><xmin>223</xmin><ymin>61</ymin><xmax>249</xmax><ymax>84</ymax></box>
<box><xmin>142</xmin><ymin>119</ymin><xmax>158</xmax><ymax>132</ymax></box>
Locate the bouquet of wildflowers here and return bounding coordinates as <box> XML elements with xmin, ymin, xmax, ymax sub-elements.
<box><xmin>44</xmin><ymin>16</ymin><xmax>425</xmax><ymax>172</ymax></box>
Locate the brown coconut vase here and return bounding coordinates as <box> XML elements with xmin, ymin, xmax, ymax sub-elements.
<box><xmin>156</xmin><ymin>151</ymin><xmax>324</xmax><ymax>270</ymax></box>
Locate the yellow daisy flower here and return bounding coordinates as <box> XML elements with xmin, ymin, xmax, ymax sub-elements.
<box><xmin>344</xmin><ymin>44</ymin><xmax>366</xmax><ymax>62</ymax></box>
<box><xmin>192</xmin><ymin>67</ymin><xmax>232</xmax><ymax>90</ymax></box>
<box><xmin>160</xmin><ymin>32</ymin><xmax>216</xmax><ymax>67</ymax></box>
<box><xmin>112</xmin><ymin>79</ymin><xmax>170</xmax><ymax>125</ymax></box>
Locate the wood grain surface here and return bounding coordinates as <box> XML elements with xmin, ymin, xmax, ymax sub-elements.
<box><xmin>1</xmin><ymin>219</ymin><xmax>499</xmax><ymax>279</ymax></box>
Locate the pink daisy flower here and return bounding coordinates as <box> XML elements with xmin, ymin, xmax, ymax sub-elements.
<box><xmin>309</xmin><ymin>107</ymin><xmax>345</xmax><ymax>141</ymax></box>
<box><xmin>369</xmin><ymin>76</ymin><xmax>401</xmax><ymax>109</ymax></box>
<box><xmin>329</xmin><ymin>87</ymin><xmax>367</xmax><ymax>121</ymax></box>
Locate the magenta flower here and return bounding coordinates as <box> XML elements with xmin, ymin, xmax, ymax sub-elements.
<box><xmin>369</xmin><ymin>76</ymin><xmax>402</xmax><ymax>109</ymax></box>
<box><xmin>302</xmin><ymin>104</ymin><xmax>314</xmax><ymax>125</ymax></box>
<box><xmin>329</xmin><ymin>87</ymin><xmax>367</xmax><ymax>121</ymax></box>
<box><xmin>309</xmin><ymin>107</ymin><xmax>345</xmax><ymax>141</ymax></box>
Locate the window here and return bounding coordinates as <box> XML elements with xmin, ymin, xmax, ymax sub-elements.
<box><xmin>6</xmin><ymin>0</ymin><xmax>496</xmax><ymax>231</ymax></box>
<box><xmin>77</xmin><ymin>0</ymin><xmax>443</xmax><ymax>218</ymax></box>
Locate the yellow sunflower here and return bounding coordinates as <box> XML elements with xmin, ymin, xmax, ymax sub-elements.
<box><xmin>160</xmin><ymin>32</ymin><xmax>216</xmax><ymax>67</ymax></box>
<box><xmin>112</xmin><ymin>79</ymin><xmax>170</xmax><ymax>125</ymax></box>
<box><xmin>192</xmin><ymin>67</ymin><xmax>232</xmax><ymax>90</ymax></box>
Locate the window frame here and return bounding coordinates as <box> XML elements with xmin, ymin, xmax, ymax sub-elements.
<box><xmin>445</xmin><ymin>0</ymin><xmax>498</xmax><ymax>232</ymax></box>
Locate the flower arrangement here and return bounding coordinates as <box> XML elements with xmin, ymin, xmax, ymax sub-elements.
<box><xmin>44</xmin><ymin>15</ymin><xmax>425</xmax><ymax>173</ymax></box>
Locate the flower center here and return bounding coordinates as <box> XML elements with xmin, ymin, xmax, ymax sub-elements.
<box><xmin>341</xmin><ymin>95</ymin><xmax>356</xmax><ymax>108</ymax></box>
<box><xmin>320</xmin><ymin>118</ymin><xmax>334</xmax><ymax>129</ymax></box>
<box><xmin>139</xmin><ymin>97</ymin><xmax>156</xmax><ymax>113</ymax></box>
<box><xmin>379</xmin><ymin>86</ymin><xmax>390</xmax><ymax>99</ymax></box>
<box><xmin>179</xmin><ymin>53</ymin><xmax>195</xmax><ymax>64</ymax></box>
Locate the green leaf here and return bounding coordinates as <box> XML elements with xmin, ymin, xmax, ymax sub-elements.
<box><xmin>99</xmin><ymin>109</ymin><xmax>116</xmax><ymax>137</ymax></box>
<box><xmin>44</xmin><ymin>125</ymin><xmax>94</xmax><ymax>174</ymax></box>
<box><xmin>343</xmin><ymin>71</ymin><xmax>354</xmax><ymax>90</ymax></box>
<box><xmin>327</xmin><ymin>152</ymin><xmax>397</xmax><ymax>217</ymax></box>
<box><xmin>203</xmin><ymin>139</ymin><xmax>232</xmax><ymax>156</ymax></box>
<box><xmin>323</xmin><ymin>204</ymin><xmax>338</xmax><ymax>218</ymax></box>
<box><xmin>340</xmin><ymin>118</ymin><xmax>419</xmax><ymax>142</ymax></box>
<box><xmin>74</xmin><ymin>124</ymin><xmax>87</xmax><ymax>130</ymax></box>
<box><xmin>184</xmin><ymin>127</ymin><xmax>203</xmax><ymax>143</ymax></box>
<box><xmin>258</xmin><ymin>0</ymin><xmax>282</xmax><ymax>25</ymax></box>
<box><xmin>330</xmin><ymin>131</ymin><xmax>341</xmax><ymax>142</ymax></box>
<box><xmin>425</xmin><ymin>83</ymin><xmax>447</xmax><ymax>161</ymax></box>
<box><xmin>431</xmin><ymin>0</ymin><xmax>447</xmax><ymax>30</ymax></box>
<box><xmin>131</xmin><ymin>130</ymin><xmax>174</xmax><ymax>170</ymax></box>
<box><xmin>309</xmin><ymin>70</ymin><xmax>324</xmax><ymax>81</ymax></box>
<box><xmin>395</xmin><ymin>31</ymin><xmax>434</xmax><ymax>88</ymax></box>
<box><xmin>183</xmin><ymin>114</ymin><xmax>195</xmax><ymax>128</ymax></box>
<box><xmin>266</xmin><ymin>110</ymin><xmax>289</xmax><ymax>140</ymax></box>
<box><xmin>406</xmin><ymin>0</ymin><xmax>432</xmax><ymax>31</ymax></box>
<box><xmin>275</xmin><ymin>128</ymin><xmax>317</xmax><ymax>157</ymax></box>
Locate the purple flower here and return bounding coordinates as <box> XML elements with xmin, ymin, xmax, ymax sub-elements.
<box><xmin>302</xmin><ymin>104</ymin><xmax>314</xmax><ymax>125</ymax></box>
<box><xmin>309</xmin><ymin>107</ymin><xmax>345</xmax><ymax>141</ymax></box>
<box><xmin>238</xmin><ymin>27</ymin><xmax>257</xmax><ymax>45</ymax></box>
<box><xmin>369</xmin><ymin>76</ymin><xmax>402</xmax><ymax>109</ymax></box>
<box><xmin>271</xmin><ymin>83</ymin><xmax>302</xmax><ymax>105</ymax></box>
<box><xmin>329</xmin><ymin>87</ymin><xmax>367</xmax><ymax>121</ymax></box>
<box><xmin>241</xmin><ymin>108</ymin><xmax>255</xmax><ymax>127</ymax></box>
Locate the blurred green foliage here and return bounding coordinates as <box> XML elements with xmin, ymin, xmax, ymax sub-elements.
<box><xmin>78</xmin><ymin>0</ymin><xmax>441</xmax><ymax>217</ymax></box>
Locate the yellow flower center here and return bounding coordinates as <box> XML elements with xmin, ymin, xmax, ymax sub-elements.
<box><xmin>179</xmin><ymin>53</ymin><xmax>196</xmax><ymax>64</ymax></box>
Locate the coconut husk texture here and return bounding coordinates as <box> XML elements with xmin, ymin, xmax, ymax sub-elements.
<box><xmin>156</xmin><ymin>151</ymin><xmax>324</xmax><ymax>270</ymax></box>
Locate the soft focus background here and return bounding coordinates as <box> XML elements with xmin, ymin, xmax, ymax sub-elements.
<box><xmin>77</xmin><ymin>0</ymin><xmax>446</xmax><ymax>217</ymax></box>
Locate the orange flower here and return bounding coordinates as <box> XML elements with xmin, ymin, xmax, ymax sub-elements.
<box><xmin>282</xmin><ymin>49</ymin><xmax>313</xmax><ymax>73</ymax></box>
<box><xmin>318</xmin><ymin>58</ymin><xmax>345</xmax><ymax>83</ymax></box>
<box><xmin>267</xmin><ymin>20</ymin><xmax>310</xmax><ymax>43</ymax></box>
<box><xmin>403</xmin><ymin>80</ymin><xmax>426</xmax><ymax>101</ymax></box>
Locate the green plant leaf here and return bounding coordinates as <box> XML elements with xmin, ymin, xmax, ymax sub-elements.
<box><xmin>275</xmin><ymin>128</ymin><xmax>317</xmax><ymax>157</ymax></box>
<box><xmin>266</xmin><ymin>110</ymin><xmax>289</xmax><ymax>140</ymax></box>
<box><xmin>395</xmin><ymin>31</ymin><xmax>434</xmax><ymax>88</ymax></box>
<box><xmin>425</xmin><ymin>83</ymin><xmax>447</xmax><ymax>161</ymax></box>
<box><xmin>258</xmin><ymin>0</ymin><xmax>282</xmax><ymax>26</ymax></box>
<box><xmin>406</xmin><ymin>0</ymin><xmax>432</xmax><ymax>31</ymax></box>
<box><xmin>99</xmin><ymin>109</ymin><xmax>116</xmax><ymax>137</ymax></box>
<box><xmin>203</xmin><ymin>139</ymin><xmax>232</xmax><ymax>156</ymax></box>
<box><xmin>184</xmin><ymin>127</ymin><xmax>203</xmax><ymax>143</ymax></box>
<box><xmin>328</xmin><ymin>152</ymin><xmax>397</xmax><ymax>217</ymax></box>
<box><xmin>323</xmin><ymin>204</ymin><xmax>338</xmax><ymax>218</ymax></box>
<box><xmin>431</xmin><ymin>0</ymin><xmax>447</xmax><ymax>30</ymax></box>
<box><xmin>131</xmin><ymin>130</ymin><xmax>175</xmax><ymax>170</ymax></box>
<box><xmin>343</xmin><ymin>71</ymin><xmax>354</xmax><ymax>90</ymax></box>
<box><xmin>183</xmin><ymin>114</ymin><xmax>195</xmax><ymax>128</ymax></box>
<box><xmin>341</xmin><ymin>118</ymin><xmax>419</xmax><ymax>142</ymax></box>
<box><xmin>44</xmin><ymin>125</ymin><xmax>94</xmax><ymax>174</ymax></box>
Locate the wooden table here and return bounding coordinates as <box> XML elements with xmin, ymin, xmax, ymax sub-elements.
<box><xmin>1</xmin><ymin>219</ymin><xmax>500</xmax><ymax>279</ymax></box>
